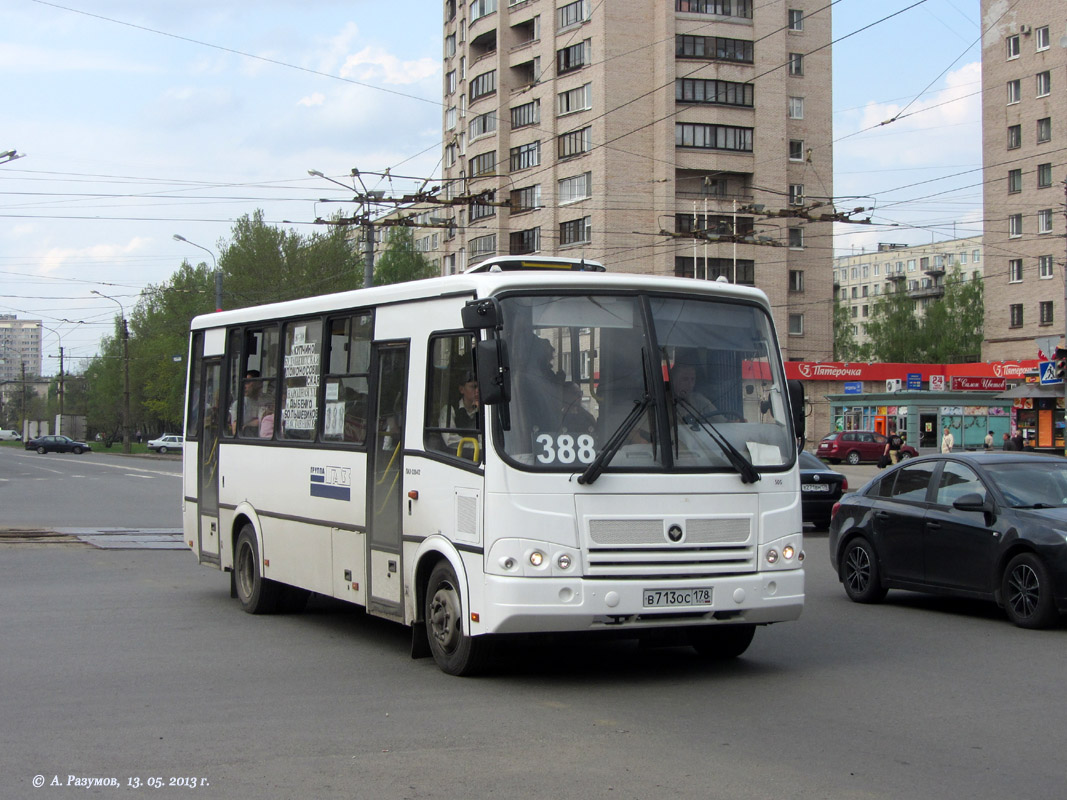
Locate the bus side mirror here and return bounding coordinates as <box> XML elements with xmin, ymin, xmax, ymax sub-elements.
<box><xmin>788</xmin><ymin>379</ymin><xmax>805</xmax><ymax>443</ymax></box>
<box><xmin>476</xmin><ymin>339</ymin><xmax>510</xmax><ymax>406</ymax></box>
<box><xmin>462</xmin><ymin>298</ymin><xmax>502</xmax><ymax>330</ymax></box>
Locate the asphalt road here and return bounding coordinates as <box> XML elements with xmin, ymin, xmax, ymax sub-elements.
<box><xmin>3</xmin><ymin>524</ymin><xmax>1065</xmax><ymax>799</ymax></box>
<box><xmin>0</xmin><ymin>445</ymin><xmax>182</xmax><ymax>529</ymax></box>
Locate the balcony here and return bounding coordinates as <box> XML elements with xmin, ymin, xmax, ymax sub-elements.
<box><xmin>907</xmin><ymin>283</ymin><xmax>945</xmax><ymax>300</ymax></box>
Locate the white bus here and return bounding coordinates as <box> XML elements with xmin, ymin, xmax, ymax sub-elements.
<box><xmin>183</xmin><ymin>257</ymin><xmax>807</xmax><ymax>675</ymax></box>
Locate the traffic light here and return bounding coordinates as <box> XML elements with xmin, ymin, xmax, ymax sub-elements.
<box><xmin>1054</xmin><ymin>347</ymin><xmax>1067</xmax><ymax>380</ymax></box>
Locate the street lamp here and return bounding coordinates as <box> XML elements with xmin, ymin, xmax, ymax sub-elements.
<box><xmin>173</xmin><ymin>234</ymin><xmax>222</xmax><ymax>312</ymax></box>
<box><xmin>38</xmin><ymin>323</ymin><xmax>66</xmax><ymax>433</ymax></box>
<box><xmin>91</xmin><ymin>290</ymin><xmax>131</xmax><ymax>454</ymax></box>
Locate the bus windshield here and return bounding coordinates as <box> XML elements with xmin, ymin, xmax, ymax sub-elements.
<box><xmin>496</xmin><ymin>292</ymin><xmax>793</xmax><ymax>476</ymax></box>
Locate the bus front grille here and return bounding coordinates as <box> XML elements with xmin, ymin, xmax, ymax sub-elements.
<box><xmin>584</xmin><ymin>518</ymin><xmax>756</xmax><ymax>578</ymax></box>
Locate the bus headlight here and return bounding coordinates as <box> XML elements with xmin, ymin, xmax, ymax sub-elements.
<box><xmin>761</xmin><ymin>534</ymin><xmax>803</xmax><ymax>571</ymax></box>
<box><xmin>529</xmin><ymin>551</ymin><xmax>545</xmax><ymax>567</ymax></box>
<box><xmin>486</xmin><ymin>540</ymin><xmax>581</xmax><ymax>577</ymax></box>
<box><xmin>557</xmin><ymin>553</ymin><xmax>572</xmax><ymax>570</ymax></box>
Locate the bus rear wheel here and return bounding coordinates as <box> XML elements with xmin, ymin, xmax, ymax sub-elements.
<box><xmin>234</xmin><ymin>524</ymin><xmax>281</xmax><ymax>614</ymax></box>
<box><xmin>688</xmin><ymin>624</ymin><xmax>756</xmax><ymax>660</ymax></box>
<box><xmin>424</xmin><ymin>561</ymin><xmax>491</xmax><ymax>676</ymax></box>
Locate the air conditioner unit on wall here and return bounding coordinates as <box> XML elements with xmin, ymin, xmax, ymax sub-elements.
<box><xmin>1020</xmin><ymin>24</ymin><xmax>1032</xmax><ymax>35</ymax></box>
<box><xmin>886</xmin><ymin>379</ymin><xmax>902</xmax><ymax>393</ymax></box>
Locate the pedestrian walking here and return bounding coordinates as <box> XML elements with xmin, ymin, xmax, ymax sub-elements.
<box><xmin>941</xmin><ymin>426</ymin><xmax>954</xmax><ymax>453</ymax></box>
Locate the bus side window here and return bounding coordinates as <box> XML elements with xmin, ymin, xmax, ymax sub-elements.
<box><xmin>425</xmin><ymin>333</ymin><xmax>482</xmax><ymax>462</ymax></box>
<box><xmin>322</xmin><ymin>313</ymin><xmax>372</xmax><ymax>445</ymax></box>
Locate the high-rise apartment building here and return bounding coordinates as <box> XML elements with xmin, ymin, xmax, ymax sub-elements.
<box><xmin>0</xmin><ymin>315</ymin><xmax>42</xmax><ymax>384</ymax></box>
<box><xmin>833</xmin><ymin>237</ymin><xmax>985</xmax><ymax>349</ymax></box>
<box><xmin>981</xmin><ymin>3</ymin><xmax>1066</xmax><ymax>361</ymax></box>
<box><xmin>439</xmin><ymin>0</ymin><xmax>833</xmax><ymax>360</ymax></box>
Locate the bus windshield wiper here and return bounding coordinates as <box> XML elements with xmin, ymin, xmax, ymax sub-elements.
<box><xmin>674</xmin><ymin>396</ymin><xmax>761</xmax><ymax>484</ymax></box>
<box><xmin>577</xmin><ymin>395</ymin><xmax>652</xmax><ymax>485</ymax></box>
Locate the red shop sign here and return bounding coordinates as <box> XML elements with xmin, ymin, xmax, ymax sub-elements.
<box><xmin>950</xmin><ymin>376</ymin><xmax>1007</xmax><ymax>391</ymax></box>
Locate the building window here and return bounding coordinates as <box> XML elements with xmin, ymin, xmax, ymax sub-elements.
<box><xmin>509</xmin><ymin>227</ymin><xmax>540</xmax><ymax>255</ymax></box>
<box><xmin>446</xmin><ymin>33</ymin><xmax>457</xmax><ymax>58</ymax></box>
<box><xmin>973</xmin><ymin>250</ymin><xmax>980</xmax><ymax>262</ymax></box>
<box><xmin>675</xmin><ymin>34</ymin><xmax>753</xmax><ymax>63</ymax></box>
<box><xmin>469</xmin><ymin>234</ymin><xmax>497</xmax><ymax>258</ymax></box>
<box><xmin>1038</xmin><ymin>209</ymin><xmax>1053</xmax><ymax>234</ymax></box>
<box><xmin>469</xmin><ymin>151</ymin><xmax>496</xmax><ymax>177</ymax></box>
<box><xmin>1009</xmin><ymin>258</ymin><xmax>1023</xmax><ymax>283</ymax></box>
<box><xmin>1007</xmin><ymin>124</ymin><xmax>1021</xmax><ymax>149</ymax></box>
<box><xmin>1040</xmin><ymin>255</ymin><xmax>1054</xmax><ymax>279</ymax></box>
<box><xmin>1038</xmin><ymin>162</ymin><xmax>1052</xmax><ymax>188</ymax></box>
<box><xmin>469</xmin><ymin>200</ymin><xmax>495</xmax><ymax>222</ymax></box>
<box><xmin>788</xmin><ymin>52</ymin><xmax>803</xmax><ymax>76</ymax></box>
<box><xmin>468</xmin><ymin>112</ymin><xmax>497</xmax><ymax>140</ymax></box>
<box><xmin>676</xmin><ymin>78</ymin><xmax>754</xmax><ymax>107</ymax></box>
<box><xmin>788</xmin><ymin>8</ymin><xmax>803</xmax><ymax>31</ymax></box>
<box><xmin>676</xmin><ymin>0</ymin><xmax>753</xmax><ymax>19</ymax></box>
<box><xmin>557</xmin><ymin>83</ymin><xmax>592</xmax><ymax>115</ymax></box>
<box><xmin>787</xmin><ymin>96</ymin><xmax>804</xmax><ymax>119</ymax></box>
<box><xmin>1009</xmin><ymin>213</ymin><xmax>1023</xmax><ymax>238</ymax></box>
<box><xmin>1037</xmin><ymin>71</ymin><xmax>1051</xmax><ymax>98</ymax></box>
<box><xmin>1040</xmin><ymin>301</ymin><xmax>1054</xmax><ymax>326</ymax></box>
<box><xmin>1007</xmin><ymin>79</ymin><xmax>1020</xmax><ymax>104</ymax></box>
<box><xmin>559</xmin><ymin>216</ymin><xmax>591</xmax><ymax>246</ymax></box>
<box><xmin>788</xmin><ymin>139</ymin><xmax>804</xmax><ymax>161</ymax></box>
<box><xmin>1008</xmin><ymin>169</ymin><xmax>1022</xmax><ymax>193</ymax></box>
<box><xmin>674</xmin><ymin>257</ymin><xmax>754</xmax><ymax>284</ymax></box>
<box><xmin>789</xmin><ymin>269</ymin><xmax>804</xmax><ymax>292</ymax></box>
<box><xmin>788</xmin><ymin>184</ymin><xmax>804</xmax><ymax>206</ymax></box>
<box><xmin>675</xmin><ymin>122</ymin><xmax>753</xmax><ymax>152</ymax></box>
<box><xmin>445</xmin><ymin>106</ymin><xmax>457</xmax><ymax>131</ymax></box>
<box><xmin>1037</xmin><ymin>117</ymin><xmax>1051</xmax><ymax>143</ymax></box>
<box><xmin>1036</xmin><ymin>26</ymin><xmax>1050</xmax><ymax>51</ymax></box>
<box><xmin>788</xmin><ymin>227</ymin><xmax>803</xmax><ymax>248</ymax></box>
<box><xmin>557</xmin><ymin>0</ymin><xmax>589</xmax><ymax>30</ymax></box>
<box><xmin>1010</xmin><ymin>304</ymin><xmax>1024</xmax><ymax>328</ymax></box>
<box><xmin>558</xmin><ymin>127</ymin><xmax>592</xmax><ymax>159</ymax></box>
<box><xmin>469</xmin><ymin>70</ymin><xmax>496</xmax><ymax>102</ymax></box>
<box><xmin>446</xmin><ymin>70</ymin><xmax>457</xmax><ymax>94</ymax></box>
<box><xmin>1006</xmin><ymin>34</ymin><xmax>1020</xmax><ymax>59</ymax></box>
<box><xmin>557</xmin><ymin>40</ymin><xmax>590</xmax><ymax>74</ymax></box>
<box><xmin>510</xmin><ymin>184</ymin><xmax>541</xmax><ymax>213</ymax></box>
<box><xmin>788</xmin><ymin>313</ymin><xmax>804</xmax><ymax>335</ymax></box>
<box><xmin>444</xmin><ymin>142</ymin><xmax>457</xmax><ymax>167</ymax></box>
<box><xmin>558</xmin><ymin>172</ymin><xmax>592</xmax><ymax>204</ymax></box>
<box><xmin>469</xmin><ymin>0</ymin><xmax>497</xmax><ymax>23</ymax></box>
<box><xmin>510</xmin><ymin>100</ymin><xmax>540</xmax><ymax>129</ymax></box>
<box><xmin>510</xmin><ymin>140</ymin><xmax>541</xmax><ymax>170</ymax></box>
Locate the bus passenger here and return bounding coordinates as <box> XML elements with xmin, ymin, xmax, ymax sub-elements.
<box><xmin>439</xmin><ymin>371</ymin><xmax>481</xmax><ymax>453</ymax></box>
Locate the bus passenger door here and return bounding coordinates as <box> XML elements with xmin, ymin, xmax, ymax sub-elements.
<box><xmin>367</xmin><ymin>343</ymin><xmax>407</xmax><ymax>618</ymax></box>
<box><xmin>198</xmin><ymin>359</ymin><xmax>222</xmax><ymax>564</ymax></box>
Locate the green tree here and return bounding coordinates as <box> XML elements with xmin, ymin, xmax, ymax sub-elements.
<box><xmin>373</xmin><ymin>225</ymin><xmax>437</xmax><ymax>286</ymax></box>
<box><xmin>833</xmin><ymin>297</ymin><xmax>869</xmax><ymax>361</ymax></box>
<box><xmin>219</xmin><ymin>210</ymin><xmax>361</xmax><ymax>308</ymax></box>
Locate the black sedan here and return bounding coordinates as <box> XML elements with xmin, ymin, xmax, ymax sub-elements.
<box><xmin>25</xmin><ymin>435</ymin><xmax>91</xmax><ymax>455</ymax></box>
<box><xmin>799</xmin><ymin>450</ymin><xmax>847</xmax><ymax>529</ymax></box>
<box><xmin>829</xmin><ymin>452</ymin><xmax>1067</xmax><ymax>628</ymax></box>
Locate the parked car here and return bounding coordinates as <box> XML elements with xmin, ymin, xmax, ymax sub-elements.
<box><xmin>147</xmin><ymin>434</ymin><xmax>183</xmax><ymax>454</ymax></box>
<box><xmin>816</xmin><ymin>430</ymin><xmax>918</xmax><ymax>465</ymax></box>
<box><xmin>828</xmin><ymin>452</ymin><xmax>1067</xmax><ymax>629</ymax></box>
<box><xmin>0</xmin><ymin>429</ymin><xmax>21</xmax><ymax>441</ymax></box>
<box><xmin>25</xmin><ymin>435</ymin><xmax>91</xmax><ymax>455</ymax></box>
<box><xmin>799</xmin><ymin>451</ymin><xmax>848</xmax><ymax>529</ymax></box>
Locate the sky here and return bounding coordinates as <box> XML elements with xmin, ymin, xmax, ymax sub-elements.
<box><xmin>3</xmin><ymin>0</ymin><xmax>984</xmax><ymax>374</ymax></box>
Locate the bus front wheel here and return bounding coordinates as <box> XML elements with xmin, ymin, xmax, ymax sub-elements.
<box><xmin>234</xmin><ymin>524</ymin><xmax>281</xmax><ymax>614</ymax></box>
<box><xmin>424</xmin><ymin>561</ymin><xmax>491</xmax><ymax>676</ymax></box>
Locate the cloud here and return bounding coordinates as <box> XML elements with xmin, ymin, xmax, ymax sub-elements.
<box><xmin>298</xmin><ymin>92</ymin><xmax>326</xmax><ymax>107</ymax></box>
<box><xmin>0</xmin><ymin>43</ymin><xmax>154</xmax><ymax>74</ymax></box>
<box><xmin>340</xmin><ymin>46</ymin><xmax>438</xmax><ymax>85</ymax></box>
<box><xmin>37</xmin><ymin>238</ymin><xmax>152</xmax><ymax>276</ymax></box>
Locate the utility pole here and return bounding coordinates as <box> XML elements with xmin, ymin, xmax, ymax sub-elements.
<box><xmin>92</xmin><ymin>291</ymin><xmax>131</xmax><ymax>454</ymax></box>
<box><xmin>173</xmin><ymin>235</ymin><xmax>221</xmax><ymax>312</ymax></box>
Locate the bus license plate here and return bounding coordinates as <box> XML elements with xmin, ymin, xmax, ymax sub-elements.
<box><xmin>643</xmin><ymin>588</ymin><xmax>712</xmax><ymax>608</ymax></box>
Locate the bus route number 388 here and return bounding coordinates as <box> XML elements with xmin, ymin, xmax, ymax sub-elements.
<box><xmin>535</xmin><ymin>433</ymin><xmax>596</xmax><ymax>465</ymax></box>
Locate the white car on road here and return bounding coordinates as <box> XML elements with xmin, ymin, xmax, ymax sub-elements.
<box><xmin>147</xmin><ymin>434</ymin><xmax>183</xmax><ymax>454</ymax></box>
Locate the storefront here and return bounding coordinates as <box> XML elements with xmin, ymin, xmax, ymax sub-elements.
<box><xmin>997</xmin><ymin>383</ymin><xmax>1066</xmax><ymax>452</ymax></box>
<box><xmin>784</xmin><ymin>360</ymin><xmax>1039</xmax><ymax>451</ymax></box>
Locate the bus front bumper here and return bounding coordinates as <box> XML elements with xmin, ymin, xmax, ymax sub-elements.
<box><xmin>476</xmin><ymin>570</ymin><xmax>803</xmax><ymax>635</ymax></box>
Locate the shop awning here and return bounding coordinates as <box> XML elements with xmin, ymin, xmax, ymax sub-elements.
<box><xmin>996</xmin><ymin>383</ymin><xmax>1065</xmax><ymax>399</ymax></box>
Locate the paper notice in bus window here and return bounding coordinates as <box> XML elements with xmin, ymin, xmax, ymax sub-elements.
<box><xmin>326</xmin><ymin>382</ymin><xmax>340</xmax><ymax>401</ymax></box>
<box><xmin>746</xmin><ymin>441</ymin><xmax>782</xmax><ymax>466</ymax></box>
<box><xmin>325</xmin><ymin>401</ymin><xmax>345</xmax><ymax>436</ymax></box>
<box><xmin>283</xmin><ymin>386</ymin><xmax>317</xmax><ymax>429</ymax></box>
